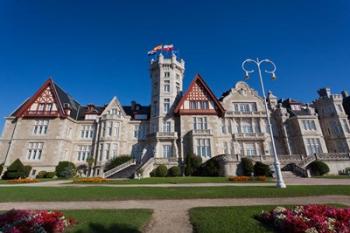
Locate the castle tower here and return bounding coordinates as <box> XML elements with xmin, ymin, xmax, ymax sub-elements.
<box><xmin>149</xmin><ymin>53</ymin><xmax>185</xmax><ymax>163</ymax></box>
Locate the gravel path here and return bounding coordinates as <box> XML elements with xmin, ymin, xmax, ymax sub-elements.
<box><xmin>1</xmin><ymin>195</ymin><xmax>349</xmax><ymax>233</ymax></box>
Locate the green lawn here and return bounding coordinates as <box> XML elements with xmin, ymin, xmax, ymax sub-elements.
<box><xmin>64</xmin><ymin>209</ymin><xmax>152</xmax><ymax>233</ymax></box>
<box><xmin>104</xmin><ymin>177</ymin><xmax>230</xmax><ymax>184</ymax></box>
<box><xmin>190</xmin><ymin>204</ymin><xmax>348</xmax><ymax>233</ymax></box>
<box><xmin>0</xmin><ymin>185</ymin><xmax>349</xmax><ymax>202</ymax></box>
<box><xmin>312</xmin><ymin>175</ymin><xmax>350</xmax><ymax>179</ymax></box>
<box><xmin>190</xmin><ymin>206</ymin><xmax>274</xmax><ymax>233</ymax></box>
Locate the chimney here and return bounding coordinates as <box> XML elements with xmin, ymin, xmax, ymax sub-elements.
<box><xmin>318</xmin><ymin>88</ymin><xmax>331</xmax><ymax>98</ymax></box>
<box><xmin>131</xmin><ymin>101</ymin><xmax>137</xmax><ymax>111</ymax></box>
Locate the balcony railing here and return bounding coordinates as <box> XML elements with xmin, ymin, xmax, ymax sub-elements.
<box><xmin>24</xmin><ymin>110</ymin><xmax>59</xmax><ymax>117</ymax></box>
<box><xmin>100</xmin><ymin>114</ymin><xmax>123</xmax><ymax>120</ymax></box>
<box><xmin>225</xmin><ymin>111</ymin><xmax>266</xmax><ymax>117</ymax></box>
<box><xmin>233</xmin><ymin>132</ymin><xmax>266</xmax><ymax>140</ymax></box>
<box><xmin>148</xmin><ymin>131</ymin><xmax>178</xmax><ymax>138</ymax></box>
<box><xmin>192</xmin><ymin>129</ymin><xmax>212</xmax><ymax>135</ymax></box>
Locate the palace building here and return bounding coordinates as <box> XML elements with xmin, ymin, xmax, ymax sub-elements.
<box><xmin>1</xmin><ymin>53</ymin><xmax>350</xmax><ymax>178</ymax></box>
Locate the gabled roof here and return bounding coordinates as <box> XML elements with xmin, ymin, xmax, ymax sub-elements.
<box><xmin>12</xmin><ymin>78</ymin><xmax>105</xmax><ymax>120</ymax></box>
<box><xmin>101</xmin><ymin>96</ymin><xmax>127</xmax><ymax>117</ymax></box>
<box><xmin>13</xmin><ymin>79</ymin><xmax>68</xmax><ymax>118</ymax></box>
<box><xmin>174</xmin><ymin>74</ymin><xmax>225</xmax><ymax>116</ymax></box>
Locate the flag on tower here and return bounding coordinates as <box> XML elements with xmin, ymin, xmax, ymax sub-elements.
<box><xmin>163</xmin><ymin>44</ymin><xmax>174</xmax><ymax>51</ymax></box>
<box><xmin>147</xmin><ymin>44</ymin><xmax>163</xmax><ymax>56</ymax></box>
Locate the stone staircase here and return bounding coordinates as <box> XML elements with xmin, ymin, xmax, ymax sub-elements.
<box><xmin>107</xmin><ymin>164</ymin><xmax>139</xmax><ymax>178</ymax></box>
<box><xmin>281</xmin><ymin>171</ymin><xmax>298</xmax><ymax>178</ymax></box>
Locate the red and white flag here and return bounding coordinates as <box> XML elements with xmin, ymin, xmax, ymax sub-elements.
<box><xmin>163</xmin><ymin>44</ymin><xmax>174</xmax><ymax>51</ymax></box>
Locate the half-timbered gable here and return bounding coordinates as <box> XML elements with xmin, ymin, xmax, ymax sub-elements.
<box><xmin>174</xmin><ymin>74</ymin><xmax>225</xmax><ymax>116</ymax></box>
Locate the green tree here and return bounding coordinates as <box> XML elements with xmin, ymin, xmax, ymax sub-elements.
<box><xmin>2</xmin><ymin>159</ymin><xmax>26</xmax><ymax>179</ymax></box>
<box><xmin>240</xmin><ymin>158</ymin><xmax>254</xmax><ymax>176</ymax></box>
<box><xmin>55</xmin><ymin>161</ymin><xmax>77</xmax><ymax>178</ymax></box>
<box><xmin>184</xmin><ymin>152</ymin><xmax>202</xmax><ymax>176</ymax></box>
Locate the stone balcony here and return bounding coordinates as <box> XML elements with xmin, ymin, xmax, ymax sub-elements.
<box><xmin>232</xmin><ymin>132</ymin><xmax>266</xmax><ymax>140</ymax></box>
<box><xmin>225</xmin><ymin>111</ymin><xmax>266</xmax><ymax>117</ymax></box>
<box><xmin>191</xmin><ymin>129</ymin><xmax>213</xmax><ymax>136</ymax></box>
<box><xmin>148</xmin><ymin>131</ymin><xmax>178</xmax><ymax>139</ymax></box>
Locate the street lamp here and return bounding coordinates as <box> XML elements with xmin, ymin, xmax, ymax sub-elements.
<box><xmin>241</xmin><ymin>58</ymin><xmax>286</xmax><ymax>188</ymax></box>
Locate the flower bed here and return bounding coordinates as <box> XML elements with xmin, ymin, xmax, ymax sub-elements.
<box><xmin>7</xmin><ymin>178</ymin><xmax>39</xmax><ymax>184</ymax></box>
<box><xmin>0</xmin><ymin>209</ymin><xmax>75</xmax><ymax>233</ymax></box>
<box><xmin>228</xmin><ymin>176</ymin><xmax>267</xmax><ymax>182</ymax></box>
<box><xmin>257</xmin><ymin>205</ymin><xmax>350</xmax><ymax>233</ymax></box>
<box><xmin>73</xmin><ymin>177</ymin><xmax>108</xmax><ymax>183</ymax></box>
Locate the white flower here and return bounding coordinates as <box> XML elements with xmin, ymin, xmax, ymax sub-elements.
<box><xmin>305</xmin><ymin>227</ymin><xmax>319</xmax><ymax>233</ymax></box>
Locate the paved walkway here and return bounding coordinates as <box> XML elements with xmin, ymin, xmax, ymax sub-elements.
<box><xmin>0</xmin><ymin>177</ymin><xmax>349</xmax><ymax>187</ymax></box>
<box><xmin>1</xmin><ymin>195</ymin><xmax>349</xmax><ymax>233</ymax></box>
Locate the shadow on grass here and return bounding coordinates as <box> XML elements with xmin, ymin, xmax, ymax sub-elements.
<box><xmin>73</xmin><ymin>223</ymin><xmax>140</xmax><ymax>233</ymax></box>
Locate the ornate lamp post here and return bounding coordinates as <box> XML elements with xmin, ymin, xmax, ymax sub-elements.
<box><xmin>241</xmin><ymin>58</ymin><xmax>286</xmax><ymax>188</ymax></box>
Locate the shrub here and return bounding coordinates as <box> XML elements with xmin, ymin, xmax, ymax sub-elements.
<box><xmin>195</xmin><ymin>158</ymin><xmax>220</xmax><ymax>177</ymax></box>
<box><xmin>45</xmin><ymin>171</ymin><xmax>56</xmax><ymax>178</ymax></box>
<box><xmin>307</xmin><ymin>160</ymin><xmax>330</xmax><ymax>176</ymax></box>
<box><xmin>155</xmin><ymin>165</ymin><xmax>168</xmax><ymax>177</ymax></box>
<box><xmin>253</xmin><ymin>162</ymin><xmax>272</xmax><ymax>177</ymax></box>
<box><xmin>339</xmin><ymin>167</ymin><xmax>350</xmax><ymax>175</ymax></box>
<box><xmin>0</xmin><ymin>209</ymin><xmax>75</xmax><ymax>233</ymax></box>
<box><xmin>150</xmin><ymin>169</ymin><xmax>156</xmax><ymax>177</ymax></box>
<box><xmin>36</xmin><ymin>171</ymin><xmax>48</xmax><ymax>179</ymax></box>
<box><xmin>24</xmin><ymin>165</ymin><xmax>32</xmax><ymax>177</ymax></box>
<box><xmin>7</xmin><ymin>178</ymin><xmax>39</xmax><ymax>184</ymax></box>
<box><xmin>184</xmin><ymin>153</ymin><xmax>202</xmax><ymax>176</ymax></box>
<box><xmin>55</xmin><ymin>161</ymin><xmax>76</xmax><ymax>178</ymax></box>
<box><xmin>2</xmin><ymin>159</ymin><xmax>26</xmax><ymax>180</ymax></box>
<box><xmin>228</xmin><ymin>176</ymin><xmax>250</xmax><ymax>182</ymax></box>
<box><xmin>240</xmin><ymin>158</ymin><xmax>254</xmax><ymax>176</ymax></box>
<box><xmin>257</xmin><ymin>205</ymin><xmax>350</xmax><ymax>233</ymax></box>
<box><xmin>167</xmin><ymin>166</ymin><xmax>181</xmax><ymax>177</ymax></box>
<box><xmin>73</xmin><ymin>177</ymin><xmax>107</xmax><ymax>183</ymax></box>
<box><xmin>104</xmin><ymin>155</ymin><xmax>131</xmax><ymax>172</ymax></box>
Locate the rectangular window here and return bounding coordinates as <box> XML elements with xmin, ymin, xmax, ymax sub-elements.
<box><xmin>342</xmin><ymin>119</ymin><xmax>350</xmax><ymax>133</ymax></box>
<box><xmin>33</xmin><ymin>120</ymin><xmax>49</xmax><ymax>135</ymax></box>
<box><xmin>164</xmin><ymin>72</ymin><xmax>170</xmax><ymax>78</ymax></box>
<box><xmin>27</xmin><ymin>142</ymin><xmax>44</xmax><ymax>161</ymax></box>
<box><xmin>105</xmin><ymin>143</ymin><xmax>110</xmax><ymax>160</ymax></box>
<box><xmin>241</xmin><ymin>120</ymin><xmax>253</xmax><ymax>133</ymax></box>
<box><xmin>246</xmin><ymin>143</ymin><xmax>256</xmax><ymax>156</ymax></box>
<box><xmin>107</xmin><ymin>122</ymin><xmax>113</xmax><ymax>136</ymax></box>
<box><xmin>164</xmin><ymin>98</ymin><xmax>170</xmax><ymax>113</ymax></box>
<box><xmin>193</xmin><ymin>117</ymin><xmax>208</xmax><ymax>130</ymax></box>
<box><xmin>134</xmin><ymin>125</ymin><xmax>140</xmax><ymax>138</ymax></box>
<box><xmin>176</xmin><ymin>82</ymin><xmax>180</xmax><ymax>93</ymax></box>
<box><xmin>46</xmin><ymin>103</ymin><xmax>53</xmax><ymax>111</ymax></box>
<box><xmin>306</xmin><ymin>138</ymin><xmax>323</xmax><ymax>155</ymax></box>
<box><xmin>38</xmin><ymin>103</ymin><xmax>45</xmax><ymax>111</ymax></box>
<box><xmin>163</xmin><ymin>145</ymin><xmax>172</xmax><ymax>158</ymax></box>
<box><xmin>80</xmin><ymin>125</ymin><xmax>94</xmax><ymax>139</ymax></box>
<box><xmin>164</xmin><ymin>80</ymin><xmax>170</xmax><ymax>93</ymax></box>
<box><xmin>190</xmin><ymin>101</ymin><xmax>198</xmax><ymax>109</ymax></box>
<box><xmin>196</xmin><ymin>139</ymin><xmax>211</xmax><ymax>157</ymax></box>
<box><xmin>112</xmin><ymin>144</ymin><xmax>118</xmax><ymax>158</ymax></box>
<box><xmin>302</xmin><ymin>120</ymin><xmax>317</xmax><ymax>131</ymax></box>
<box><xmin>77</xmin><ymin>145</ymin><xmax>91</xmax><ymax>162</ymax></box>
<box><xmin>233</xmin><ymin>103</ymin><xmax>257</xmax><ymax>113</ymax></box>
<box><xmin>163</xmin><ymin>121</ymin><xmax>171</xmax><ymax>132</ymax></box>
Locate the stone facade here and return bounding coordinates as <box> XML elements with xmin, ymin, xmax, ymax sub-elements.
<box><xmin>1</xmin><ymin>54</ymin><xmax>350</xmax><ymax>177</ymax></box>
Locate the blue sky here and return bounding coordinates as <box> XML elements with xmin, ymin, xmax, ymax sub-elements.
<box><xmin>0</xmin><ymin>0</ymin><xmax>349</xmax><ymax>125</ymax></box>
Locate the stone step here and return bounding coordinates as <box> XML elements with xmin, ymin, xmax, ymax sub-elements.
<box><xmin>281</xmin><ymin>171</ymin><xmax>298</xmax><ymax>178</ymax></box>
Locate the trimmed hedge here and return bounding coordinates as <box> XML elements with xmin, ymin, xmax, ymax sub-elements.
<box><xmin>184</xmin><ymin>153</ymin><xmax>202</xmax><ymax>176</ymax></box>
<box><xmin>155</xmin><ymin>165</ymin><xmax>168</xmax><ymax>177</ymax></box>
<box><xmin>36</xmin><ymin>171</ymin><xmax>48</xmax><ymax>179</ymax></box>
<box><xmin>240</xmin><ymin>158</ymin><xmax>254</xmax><ymax>176</ymax></box>
<box><xmin>45</xmin><ymin>171</ymin><xmax>56</xmax><ymax>178</ymax></box>
<box><xmin>2</xmin><ymin>159</ymin><xmax>27</xmax><ymax>180</ymax></box>
<box><xmin>55</xmin><ymin>161</ymin><xmax>76</xmax><ymax>178</ymax></box>
<box><xmin>104</xmin><ymin>155</ymin><xmax>132</xmax><ymax>172</ymax></box>
<box><xmin>195</xmin><ymin>158</ymin><xmax>220</xmax><ymax>177</ymax></box>
<box><xmin>253</xmin><ymin>161</ymin><xmax>272</xmax><ymax>177</ymax></box>
<box><xmin>167</xmin><ymin>166</ymin><xmax>181</xmax><ymax>177</ymax></box>
<box><xmin>308</xmin><ymin>161</ymin><xmax>330</xmax><ymax>176</ymax></box>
